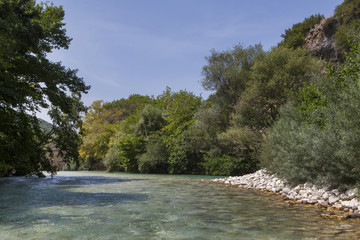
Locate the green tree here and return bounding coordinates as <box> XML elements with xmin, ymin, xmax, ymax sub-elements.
<box><xmin>134</xmin><ymin>104</ymin><xmax>166</xmax><ymax>138</ymax></box>
<box><xmin>234</xmin><ymin>46</ymin><xmax>322</xmax><ymax>131</ymax></box>
<box><xmin>201</xmin><ymin>44</ymin><xmax>264</xmax><ymax>126</ymax></box>
<box><xmin>157</xmin><ymin>88</ymin><xmax>202</xmax><ymax>174</ymax></box>
<box><xmin>0</xmin><ymin>0</ymin><xmax>89</xmax><ymax>176</ymax></box>
<box><xmin>334</xmin><ymin>0</ymin><xmax>360</xmax><ymax>50</ymax></box>
<box><xmin>261</xmin><ymin>43</ymin><xmax>360</xmax><ymax>189</ymax></box>
<box><xmin>79</xmin><ymin>95</ymin><xmax>152</xmax><ymax>169</ymax></box>
<box><xmin>138</xmin><ymin>134</ymin><xmax>169</xmax><ymax>173</ymax></box>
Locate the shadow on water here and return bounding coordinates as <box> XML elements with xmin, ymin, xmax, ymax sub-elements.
<box><xmin>2</xmin><ymin>173</ymin><xmax>360</xmax><ymax>239</ymax></box>
<box><xmin>0</xmin><ymin>175</ymin><xmax>149</xmax><ymax>230</ymax></box>
<box><xmin>0</xmin><ymin>174</ymin><xmax>147</xmax><ymax>187</ymax></box>
<box><xmin>0</xmin><ymin>174</ymin><xmax>149</xmax><ymax>228</ymax></box>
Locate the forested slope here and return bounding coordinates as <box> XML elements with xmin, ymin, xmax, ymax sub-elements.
<box><xmin>78</xmin><ymin>0</ymin><xmax>360</xmax><ymax>190</ymax></box>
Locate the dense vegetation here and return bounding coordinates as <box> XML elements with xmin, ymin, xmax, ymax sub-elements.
<box><xmin>3</xmin><ymin>0</ymin><xmax>360</xmax><ymax>191</ymax></box>
<box><xmin>261</xmin><ymin>43</ymin><xmax>360</xmax><ymax>189</ymax></box>
<box><xmin>75</xmin><ymin>0</ymin><xmax>360</xmax><ymax>190</ymax></box>
<box><xmin>77</xmin><ymin>44</ymin><xmax>322</xmax><ymax>176</ymax></box>
<box><xmin>0</xmin><ymin>0</ymin><xmax>89</xmax><ymax>176</ymax></box>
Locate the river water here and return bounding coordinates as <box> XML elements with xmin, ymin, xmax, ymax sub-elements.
<box><xmin>0</xmin><ymin>171</ymin><xmax>360</xmax><ymax>239</ymax></box>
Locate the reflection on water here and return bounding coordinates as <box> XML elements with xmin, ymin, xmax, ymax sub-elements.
<box><xmin>0</xmin><ymin>171</ymin><xmax>360</xmax><ymax>239</ymax></box>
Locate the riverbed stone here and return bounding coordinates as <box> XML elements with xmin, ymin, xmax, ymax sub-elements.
<box><xmin>282</xmin><ymin>187</ymin><xmax>291</xmax><ymax>194</ymax></box>
<box><xmin>311</xmin><ymin>195</ymin><xmax>320</xmax><ymax>202</ymax></box>
<box><xmin>346</xmin><ymin>189</ymin><xmax>357</xmax><ymax>199</ymax></box>
<box><xmin>333</xmin><ymin>203</ymin><xmax>343</xmax><ymax>209</ymax></box>
<box><xmin>294</xmin><ymin>186</ymin><xmax>301</xmax><ymax>193</ymax></box>
<box><xmin>318</xmin><ymin>200</ymin><xmax>329</xmax><ymax>207</ymax></box>
<box><xmin>322</xmin><ymin>192</ymin><xmax>330</xmax><ymax>200</ymax></box>
<box><xmin>331</xmin><ymin>189</ymin><xmax>340</xmax><ymax>196</ymax></box>
<box><xmin>329</xmin><ymin>196</ymin><xmax>340</xmax><ymax>205</ymax></box>
<box><xmin>211</xmin><ymin>169</ymin><xmax>360</xmax><ymax>215</ymax></box>
<box><xmin>342</xmin><ymin>199</ymin><xmax>359</xmax><ymax>210</ymax></box>
<box><xmin>340</xmin><ymin>193</ymin><xmax>350</xmax><ymax>201</ymax></box>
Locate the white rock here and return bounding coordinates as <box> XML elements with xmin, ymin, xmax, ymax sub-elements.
<box><xmin>282</xmin><ymin>187</ymin><xmax>291</xmax><ymax>194</ymax></box>
<box><xmin>294</xmin><ymin>186</ymin><xmax>301</xmax><ymax>193</ymax></box>
<box><xmin>311</xmin><ymin>195</ymin><xmax>320</xmax><ymax>201</ymax></box>
<box><xmin>318</xmin><ymin>200</ymin><xmax>329</xmax><ymax>207</ymax></box>
<box><xmin>341</xmin><ymin>199</ymin><xmax>359</xmax><ymax>210</ymax></box>
<box><xmin>299</xmin><ymin>189</ymin><xmax>307</xmax><ymax>195</ymax></box>
<box><xmin>331</xmin><ymin>189</ymin><xmax>340</xmax><ymax>196</ymax></box>
<box><xmin>329</xmin><ymin>196</ymin><xmax>340</xmax><ymax>205</ymax></box>
<box><xmin>346</xmin><ymin>189</ymin><xmax>358</xmax><ymax>199</ymax></box>
<box><xmin>322</xmin><ymin>192</ymin><xmax>330</xmax><ymax>200</ymax></box>
<box><xmin>340</xmin><ymin>193</ymin><xmax>350</xmax><ymax>201</ymax></box>
<box><xmin>312</xmin><ymin>191</ymin><xmax>322</xmax><ymax>197</ymax></box>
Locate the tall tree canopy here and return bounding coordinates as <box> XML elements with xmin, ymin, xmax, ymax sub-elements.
<box><xmin>0</xmin><ymin>0</ymin><xmax>90</xmax><ymax>176</ymax></box>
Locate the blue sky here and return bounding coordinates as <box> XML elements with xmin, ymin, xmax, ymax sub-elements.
<box><xmin>43</xmin><ymin>0</ymin><xmax>343</xmax><ymax>120</ymax></box>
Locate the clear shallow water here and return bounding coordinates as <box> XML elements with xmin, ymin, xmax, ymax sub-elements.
<box><xmin>0</xmin><ymin>172</ymin><xmax>360</xmax><ymax>239</ymax></box>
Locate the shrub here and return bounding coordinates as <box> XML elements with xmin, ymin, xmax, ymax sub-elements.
<box><xmin>138</xmin><ymin>135</ymin><xmax>169</xmax><ymax>174</ymax></box>
<box><xmin>203</xmin><ymin>155</ymin><xmax>256</xmax><ymax>176</ymax></box>
<box><xmin>260</xmin><ymin>43</ymin><xmax>360</xmax><ymax>189</ymax></box>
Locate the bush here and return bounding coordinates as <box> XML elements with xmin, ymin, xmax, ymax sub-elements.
<box><xmin>260</xmin><ymin>43</ymin><xmax>360</xmax><ymax>189</ymax></box>
<box><xmin>203</xmin><ymin>155</ymin><xmax>256</xmax><ymax>176</ymax></box>
<box><xmin>167</xmin><ymin>135</ymin><xmax>203</xmax><ymax>174</ymax></box>
<box><xmin>334</xmin><ymin>0</ymin><xmax>360</xmax><ymax>25</ymax></box>
<box><xmin>104</xmin><ymin>133</ymin><xmax>146</xmax><ymax>173</ymax></box>
<box><xmin>334</xmin><ymin>19</ymin><xmax>360</xmax><ymax>50</ymax></box>
<box><xmin>333</xmin><ymin>0</ymin><xmax>360</xmax><ymax>51</ymax></box>
<box><xmin>104</xmin><ymin>148</ymin><xmax>124</xmax><ymax>172</ymax></box>
<box><xmin>138</xmin><ymin>135</ymin><xmax>169</xmax><ymax>174</ymax></box>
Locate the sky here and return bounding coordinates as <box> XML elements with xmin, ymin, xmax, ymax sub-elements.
<box><xmin>40</xmin><ymin>0</ymin><xmax>343</xmax><ymax>121</ymax></box>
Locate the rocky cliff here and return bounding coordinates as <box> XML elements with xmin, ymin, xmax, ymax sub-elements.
<box><xmin>304</xmin><ymin>16</ymin><xmax>342</xmax><ymax>63</ymax></box>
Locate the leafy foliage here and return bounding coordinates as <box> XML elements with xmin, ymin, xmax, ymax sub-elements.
<box><xmin>138</xmin><ymin>135</ymin><xmax>169</xmax><ymax>173</ymax></box>
<box><xmin>159</xmin><ymin>88</ymin><xmax>202</xmax><ymax>174</ymax></box>
<box><xmin>79</xmin><ymin>95</ymin><xmax>152</xmax><ymax>168</ymax></box>
<box><xmin>261</xmin><ymin>43</ymin><xmax>360</xmax><ymax>189</ymax></box>
<box><xmin>234</xmin><ymin>46</ymin><xmax>323</xmax><ymax>130</ymax></box>
<box><xmin>201</xmin><ymin>44</ymin><xmax>264</xmax><ymax>125</ymax></box>
<box><xmin>0</xmin><ymin>0</ymin><xmax>89</xmax><ymax>176</ymax></box>
<box><xmin>335</xmin><ymin>0</ymin><xmax>360</xmax><ymax>25</ymax></box>
<box><xmin>76</xmin><ymin>1</ymin><xmax>360</xmax><ymax>183</ymax></box>
<box><xmin>334</xmin><ymin>0</ymin><xmax>360</xmax><ymax>50</ymax></box>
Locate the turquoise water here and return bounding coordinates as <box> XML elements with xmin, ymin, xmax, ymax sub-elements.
<box><xmin>0</xmin><ymin>171</ymin><xmax>360</xmax><ymax>239</ymax></box>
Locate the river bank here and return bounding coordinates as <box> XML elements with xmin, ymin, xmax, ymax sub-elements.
<box><xmin>211</xmin><ymin>169</ymin><xmax>360</xmax><ymax>219</ymax></box>
<box><xmin>7</xmin><ymin>171</ymin><xmax>360</xmax><ymax>239</ymax></box>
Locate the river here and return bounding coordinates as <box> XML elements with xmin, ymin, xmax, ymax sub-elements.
<box><xmin>0</xmin><ymin>171</ymin><xmax>359</xmax><ymax>239</ymax></box>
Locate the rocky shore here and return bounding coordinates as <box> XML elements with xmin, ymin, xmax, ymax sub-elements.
<box><xmin>212</xmin><ymin>169</ymin><xmax>360</xmax><ymax>219</ymax></box>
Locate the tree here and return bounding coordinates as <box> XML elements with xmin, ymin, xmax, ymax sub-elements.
<box><xmin>157</xmin><ymin>88</ymin><xmax>202</xmax><ymax>174</ymax></box>
<box><xmin>79</xmin><ymin>95</ymin><xmax>152</xmax><ymax>169</ymax></box>
<box><xmin>138</xmin><ymin>134</ymin><xmax>169</xmax><ymax>173</ymax></box>
<box><xmin>261</xmin><ymin>43</ymin><xmax>360</xmax><ymax>189</ymax></box>
<box><xmin>0</xmin><ymin>0</ymin><xmax>90</xmax><ymax>176</ymax></box>
<box><xmin>234</xmin><ymin>46</ymin><xmax>322</xmax><ymax>131</ymax></box>
<box><xmin>134</xmin><ymin>104</ymin><xmax>166</xmax><ymax>138</ymax></box>
<box><xmin>201</xmin><ymin>44</ymin><xmax>264</xmax><ymax>126</ymax></box>
<box><xmin>334</xmin><ymin>0</ymin><xmax>360</xmax><ymax>50</ymax></box>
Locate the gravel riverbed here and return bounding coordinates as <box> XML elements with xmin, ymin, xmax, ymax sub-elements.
<box><xmin>212</xmin><ymin>169</ymin><xmax>360</xmax><ymax>219</ymax></box>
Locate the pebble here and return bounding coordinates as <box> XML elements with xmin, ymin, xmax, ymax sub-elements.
<box><xmin>211</xmin><ymin>169</ymin><xmax>359</xmax><ymax>215</ymax></box>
